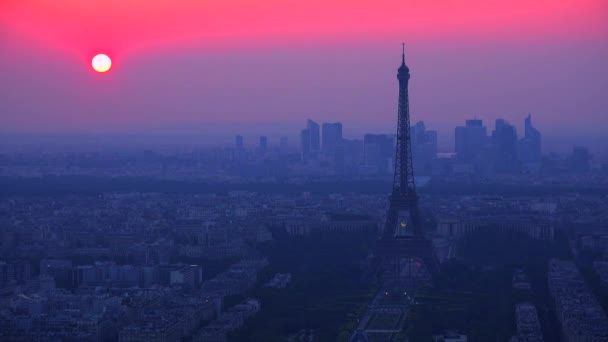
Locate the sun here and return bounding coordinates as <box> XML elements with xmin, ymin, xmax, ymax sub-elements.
<box><xmin>92</xmin><ymin>54</ymin><xmax>112</xmax><ymax>73</ymax></box>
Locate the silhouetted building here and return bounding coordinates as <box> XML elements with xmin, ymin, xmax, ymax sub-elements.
<box><xmin>308</xmin><ymin>120</ymin><xmax>320</xmax><ymax>153</ymax></box>
<box><xmin>301</xmin><ymin>129</ymin><xmax>311</xmax><ymax>160</ymax></box>
<box><xmin>363</xmin><ymin>134</ymin><xmax>394</xmax><ymax>174</ymax></box>
<box><xmin>322</xmin><ymin>122</ymin><xmax>343</xmax><ymax>155</ymax></box>
<box><xmin>492</xmin><ymin>119</ymin><xmax>519</xmax><ymax>173</ymax></box>
<box><xmin>454</xmin><ymin>119</ymin><xmax>493</xmax><ymax>175</ymax></box>
<box><xmin>411</xmin><ymin>121</ymin><xmax>437</xmax><ymax>175</ymax></box>
<box><xmin>520</xmin><ymin>113</ymin><xmax>541</xmax><ymax>168</ymax></box>
<box><xmin>301</xmin><ymin>120</ymin><xmax>320</xmax><ymax>160</ymax></box>
<box><xmin>455</xmin><ymin>119</ymin><xmax>487</xmax><ymax>163</ymax></box>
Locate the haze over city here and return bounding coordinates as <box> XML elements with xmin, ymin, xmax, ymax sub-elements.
<box><xmin>2</xmin><ymin>1</ymin><xmax>608</xmax><ymax>342</ymax></box>
<box><xmin>2</xmin><ymin>0</ymin><xmax>607</xmax><ymax>153</ymax></box>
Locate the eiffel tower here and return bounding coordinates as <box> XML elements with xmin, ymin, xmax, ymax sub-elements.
<box><xmin>376</xmin><ymin>44</ymin><xmax>438</xmax><ymax>291</ymax></box>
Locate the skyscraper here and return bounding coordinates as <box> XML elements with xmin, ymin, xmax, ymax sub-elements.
<box><xmin>411</xmin><ymin>121</ymin><xmax>437</xmax><ymax>175</ymax></box>
<box><xmin>363</xmin><ymin>134</ymin><xmax>394</xmax><ymax>174</ymax></box>
<box><xmin>300</xmin><ymin>128</ymin><xmax>311</xmax><ymax>161</ymax></box>
<box><xmin>492</xmin><ymin>119</ymin><xmax>519</xmax><ymax>173</ymax></box>
<box><xmin>301</xmin><ymin>120</ymin><xmax>320</xmax><ymax>160</ymax></box>
<box><xmin>455</xmin><ymin>119</ymin><xmax>487</xmax><ymax>163</ymax></box>
<box><xmin>322</xmin><ymin>122</ymin><xmax>343</xmax><ymax>155</ymax></box>
<box><xmin>307</xmin><ymin>119</ymin><xmax>320</xmax><ymax>153</ymax></box>
<box><xmin>520</xmin><ymin>113</ymin><xmax>541</xmax><ymax>164</ymax></box>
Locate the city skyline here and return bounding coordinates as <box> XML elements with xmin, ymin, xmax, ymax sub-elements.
<box><xmin>0</xmin><ymin>115</ymin><xmax>598</xmax><ymax>157</ymax></box>
<box><xmin>1</xmin><ymin>1</ymin><xmax>607</xmax><ymax>149</ymax></box>
<box><xmin>2</xmin><ymin>2</ymin><xmax>608</xmax><ymax>342</ymax></box>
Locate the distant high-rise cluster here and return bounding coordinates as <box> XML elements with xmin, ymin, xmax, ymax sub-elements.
<box><xmin>301</xmin><ymin>120</ymin><xmax>345</xmax><ymax>162</ymax></box>
<box><xmin>222</xmin><ymin>112</ymin><xmax>600</xmax><ymax>178</ymax></box>
<box><xmin>297</xmin><ymin>118</ymin><xmax>439</xmax><ymax>176</ymax></box>
<box><xmin>454</xmin><ymin>114</ymin><xmax>543</xmax><ymax>175</ymax></box>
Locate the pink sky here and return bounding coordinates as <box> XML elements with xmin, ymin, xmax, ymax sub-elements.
<box><xmin>1</xmin><ymin>0</ymin><xmax>607</xmax><ymax>150</ymax></box>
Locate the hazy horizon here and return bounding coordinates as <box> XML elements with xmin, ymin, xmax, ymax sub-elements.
<box><xmin>1</xmin><ymin>120</ymin><xmax>607</xmax><ymax>157</ymax></box>
<box><xmin>1</xmin><ymin>0</ymin><xmax>607</xmax><ymax>155</ymax></box>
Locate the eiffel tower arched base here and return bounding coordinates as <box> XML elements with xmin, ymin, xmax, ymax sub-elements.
<box><xmin>376</xmin><ymin>237</ymin><xmax>439</xmax><ymax>293</ymax></box>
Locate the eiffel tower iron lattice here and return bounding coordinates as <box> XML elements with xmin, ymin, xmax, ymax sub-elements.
<box><xmin>376</xmin><ymin>44</ymin><xmax>438</xmax><ymax>291</ymax></box>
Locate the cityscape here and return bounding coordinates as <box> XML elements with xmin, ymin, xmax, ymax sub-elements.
<box><xmin>0</xmin><ymin>113</ymin><xmax>600</xmax><ymax>182</ymax></box>
<box><xmin>2</xmin><ymin>1</ymin><xmax>608</xmax><ymax>341</ymax></box>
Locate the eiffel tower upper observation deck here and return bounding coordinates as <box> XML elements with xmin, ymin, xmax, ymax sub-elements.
<box><xmin>376</xmin><ymin>44</ymin><xmax>437</xmax><ymax>290</ymax></box>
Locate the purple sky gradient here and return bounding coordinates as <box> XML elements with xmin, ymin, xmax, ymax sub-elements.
<box><xmin>1</xmin><ymin>1</ymin><xmax>607</xmax><ymax>153</ymax></box>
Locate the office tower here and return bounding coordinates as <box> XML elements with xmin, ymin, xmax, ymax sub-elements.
<box><xmin>363</xmin><ymin>134</ymin><xmax>394</xmax><ymax>174</ymax></box>
<box><xmin>322</xmin><ymin>122</ymin><xmax>343</xmax><ymax>155</ymax></box>
<box><xmin>376</xmin><ymin>45</ymin><xmax>437</xmax><ymax>291</ymax></box>
<box><xmin>519</xmin><ymin>113</ymin><xmax>541</xmax><ymax>164</ymax></box>
<box><xmin>259</xmin><ymin>136</ymin><xmax>268</xmax><ymax>156</ymax></box>
<box><xmin>411</xmin><ymin>121</ymin><xmax>438</xmax><ymax>175</ymax></box>
<box><xmin>307</xmin><ymin>120</ymin><xmax>320</xmax><ymax>153</ymax></box>
<box><xmin>492</xmin><ymin>119</ymin><xmax>519</xmax><ymax>173</ymax></box>
<box><xmin>301</xmin><ymin>120</ymin><xmax>320</xmax><ymax>160</ymax></box>
<box><xmin>455</xmin><ymin>119</ymin><xmax>487</xmax><ymax>162</ymax></box>
<box><xmin>411</xmin><ymin>121</ymin><xmax>438</xmax><ymax>155</ymax></box>
<box><xmin>301</xmin><ymin>129</ymin><xmax>311</xmax><ymax>160</ymax></box>
<box><xmin>235</xmin><ymin>135</ymin><xmax>244</xmax><ymax>151</ymax></box>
